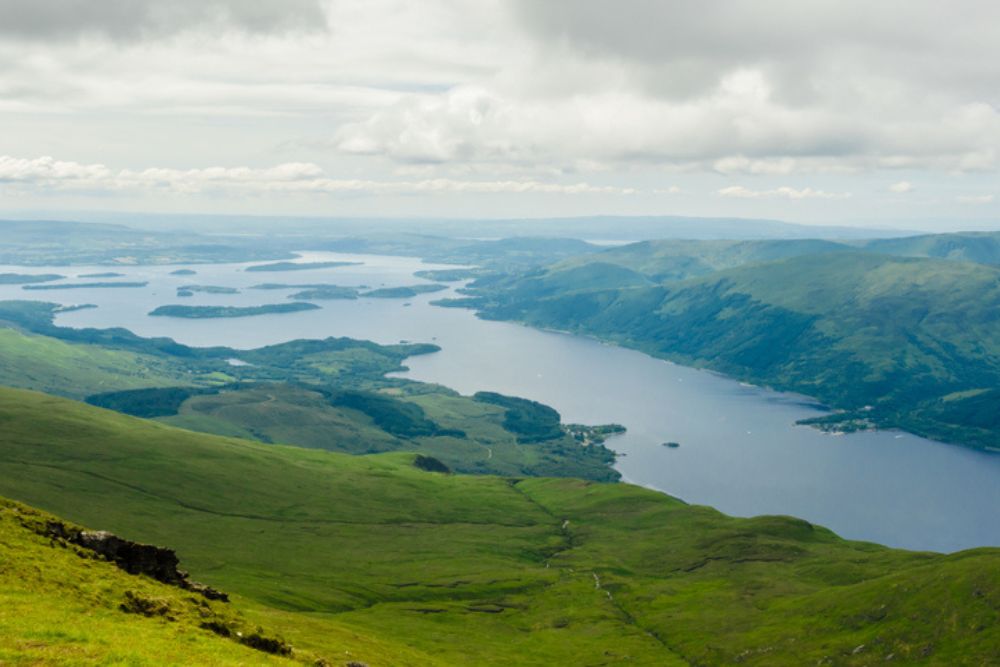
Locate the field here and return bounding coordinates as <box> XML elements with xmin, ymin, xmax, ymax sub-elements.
<box><xmin>0</xmin><ymin>387</ymin><xmax>996</xmax><ymax>665</ymax></box>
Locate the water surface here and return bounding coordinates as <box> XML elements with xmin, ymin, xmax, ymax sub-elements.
<box><xmin>2</xmin><ymin>252</ymin><xmax>997</xmax><ymax>552</ymax></box>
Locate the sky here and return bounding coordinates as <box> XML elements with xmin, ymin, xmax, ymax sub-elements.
<box><xmin>1</xmin><ymin>0</ymin><xmax>999</xmax><ymax>230</ymax></box>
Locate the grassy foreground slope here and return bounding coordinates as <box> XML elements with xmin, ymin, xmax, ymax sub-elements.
<box><xmin>0</xmin><ymin>498</ymin><xmax>295</xmax><ymax>665</ymax></box>
<box><xmin>0</xmin><ymin>387</ymin><xmax>997</xmax><ymax>665</ymax></box>
<box><xmin>461</xmin><ymin>251</ymin><xmax>1000</xmax><ymax>450</ymax></box>
<box><xmin>0</xmin><ymin>497</ymin><xmax>439</xmax><ymax>666</ymax></box>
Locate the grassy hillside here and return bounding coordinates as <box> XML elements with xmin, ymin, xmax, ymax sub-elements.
<box><xmin>0</xmin><ymin>495</ymin><xmax>441</xmax><ymax>666</ymax></box>
<box><xmin>0</xmin><ymin>497</ymin><xmax>295</xmax><ymax>665</ymax></box>
<box><xmin>0</xmin><ymin>300</ymin><xmax>619</xmax><ymax>480</ymax></box>
<box><xmin>0</xmin><ymin>327</ymin><xmax>187</xmax><ymax>397</ymax></box>
<box><xmin>0</xmin><ymin>387</ymin><xmax>997</xmax><ymax>665</ymax></box>
<box><xmin>459</xmin><ymin>251</ymin><xmax>1000</xmax><ymax>450</ymax></box>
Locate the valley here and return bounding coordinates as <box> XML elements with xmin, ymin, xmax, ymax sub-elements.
<box><xmin>0</xmin><ymin>222</ymin><xmax>998</xmax><ymax>664</ymax></box>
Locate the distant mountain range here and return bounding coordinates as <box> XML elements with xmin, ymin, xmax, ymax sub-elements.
<box><xmin>2</xmin><ymin>212</ymin><xmax>922</xmax><ymax>240</ymax></box>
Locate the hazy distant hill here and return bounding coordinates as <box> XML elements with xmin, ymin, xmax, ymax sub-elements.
<box><xmin>16</xmin><ymin>211</ymin><xmax>917</xmax><ymax>241</ymax></box>
<box><xmin>0</xmin><ymin>218</ymin><xmax>293</xmax><ymax>265</ymax></box>
<box><xmin>864</xmin><ymin>231</ymin><xmax>1000</xmax><ymax>265</ymax></box>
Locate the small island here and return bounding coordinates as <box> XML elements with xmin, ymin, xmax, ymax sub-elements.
<box><xmin>23</xmin><ymin>281</ymin><xmax>148</xmax><ymax>290</ymax></box>
<box><xmin>413</xmin><ymin>268</ymin><xmax>481</xmax><ymax>282</ymax></box>
<box><xmin>149</xmin><ymin>302</ymin><xmax>320</xmax><ymax>319</ymax></box>
<box><xmin>177</xmin><ymin>285</ymin><xmax>240</xmax><ymax>294</ymax></box>
<box><xmin>53</xmin><ymin>303</ymin><xmax>97</xmax><ymax>314</ymax></box>
<box><xmin>169</xmin><ymin>269</ymin><xmax>197</xmax><ymax>276</ymax></box>
<box><xmin>288</xmin><ymin>286</ymin><xmax>359</xmax><ymax>300</ymax></box>
<box><xmin>177</xmin><ymin>289</ymin><xmax>194</xmax><ymax>297</ymax></box>
<box><xmin>0</xmin><ymin>273</ymin><xmax>64</xmax><ymax>284</ymax></box>
<box><xmin>79</xmin><ymin>272</ymin><xmax>125</xmax><ymax>278</ymax></box>
<box><xmin>363</xmin><ymin>284</ymin><xmax>449</xmax><ymax>299</ymax></box>
<box><xmin>245</xmin><ymin>261</ymin><xmax>361</xmax><ymax>273</ymax></box>
<box><xmin>662</xmin><ymin>441</ymin><xmax>681</xmax><ymax>448</ymax></box>
<box><xmin>251</xmin><ymin>283</ymin><xmax>325</xmax><ymax>290</ymax></box>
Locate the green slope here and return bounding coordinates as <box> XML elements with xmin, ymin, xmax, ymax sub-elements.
<box><xmin>0</xmin><ymin>300</ymin><xmax>618</xmax><ymax>480</ymax></box>
<box><xmin>462</xmin><ymin>250</ymin><xmax>1000</xmax><ymax>450</ymax></box>
<box><xmin>0</xmin><ymin>387</ymin><xmax>997</xmax><ymax>665</ymax></box>
<box><xmin>0</xmin><ymin>327</ymin><xmax>187</xmax><ymax>397</ymax></box>
<box><xmin>865</xmin><ymin>231</ymin><xmax>1000</xmax><ymax>266</ymax></box>
<box><xmin>0</xmin><ymin>497</ymin><xmax>296</xmax><ymax>665</ymax></box>
<box><xmin>0</xmin><ymin>496</ymin><xmax>441</xmax><ymax>666</ymax></box>
<box><xmin>465</xmin><ymin>238</ymin><xmax>849</xmax><ymax>290</ymax></box>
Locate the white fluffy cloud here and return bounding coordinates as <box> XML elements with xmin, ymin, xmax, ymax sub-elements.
<box><xmin>718</xmin><ymin>185</ymin><xmax>851</xmax><ymax>200</ymax></box>
<box><xmin>889</xmin><ymin>181</ymin><xmax>913</xmax><ymax>193</ymax></box>
<box><xmin>0</xmin><ymin>155</ymin><xmax>634</xmax><ymax>196</ymax></box>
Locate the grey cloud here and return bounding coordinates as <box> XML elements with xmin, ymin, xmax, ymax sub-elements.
<box><xmin>510</xmin><ymin>1</ymin><xmax>1000</xmax><ymax>103</ymax></box>
<box><xmin>330</xmin><ymin>1</ymin><xmax>1000</xmax><ymax>173</ymax></box>
<box><xmin>0</xmin><ymin>0</ymin><xmax>329</xmax><ymax>41</ymax></box>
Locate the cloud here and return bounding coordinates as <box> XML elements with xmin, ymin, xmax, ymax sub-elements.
<box><xmin>333</xmin><ymin>81</ymin><xmax>884</xmax><ymax>169</ymax></box>
<box><xmin>0</xmin><ymin>155</ymin><xmax>112</xmax><ymax>182</ymax></box>
<box><xmin>718</xmin><ymin>185</ymin><xmax>852</xmax><ymax>200</ymax></box>
<box><xmin>956</xmin><ymin>194</ymin><xmax>995</xmax><ymax>204</ymax></box>
<box><xmin>1</xmin><ymin>0</ymin><xmax>1000</xmax><ymax>221</ymax></box>
<box><xmin>0</xmin><ymin>0</ymin><xmax>328</xmax><ymax>41</ymax></box>
<box><xmin>332</xmin><ymin>1</ymin><xmax>1000</xmax><ymax>175</ymax></box>
<box><xmin>0</xmin><ymin>155</ymin><xmax>635</xmax><ymax>197</ymax></box>
<box><xmin>889</xmin><ymin>181</ymin><xmax>913</xmax><ymax>193</ymax></box>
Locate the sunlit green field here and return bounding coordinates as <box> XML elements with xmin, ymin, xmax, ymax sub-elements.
<box><xmin>0</xmin><ymin>387</ymin><xmax>996</xmax><ymax>665</ymax></box>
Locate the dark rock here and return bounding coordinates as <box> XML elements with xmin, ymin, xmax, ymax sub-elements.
<box><xmin>43</xmin><ymin>520</ymin><xmax>229</xmax><ymax>601</ymax></box>
<box><xmin>413</xmin><ymin>454</ymin><xmax>451</xmax><ymax>473</ymax></box>
<box><xmin>240</xmin><ymin>631</ymin><xmax>293</xmax><ymax>656</ymax></box>
<box><xmin>120</xmin><ymin>590</ymin><xmax>174</xmax><ymax>618</ymax></box>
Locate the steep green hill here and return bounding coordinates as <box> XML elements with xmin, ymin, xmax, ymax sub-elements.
<box><xmin>0</xmin><ymin>495</ymin><xmax>441</xmax><ymax>665</ymax></box>
<box><xmin>0</xmin><ymin>497</ymin><xmax>293</xmax><ymax>665</ymax></box>
<box><xmin>459</xmin><ymin>251</ymin><xmax>1000</xmax><ymax>450</ymax></box>
<box><xmin>0</xmin><ymin>387</ymin><xmax>997</xmax><ymax>665</ymax></box>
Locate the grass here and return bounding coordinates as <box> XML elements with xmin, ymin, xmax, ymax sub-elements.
<box><xmin>0</xmin><ymin>386</ymin><xmax>996</xmax><ymax>665</ymax></box>
<box><xmin>0</xmin><ymin>328</ymin><xmax>185</xmax><ymax>398</ymax></box>
<box><xmin>0</xmin><ymin>495</ymin><xmax>443</xmax><ymax>666</ymax></box>
<box><xmin>0</xmin><ymin>300</ymin><xmax>620</xmax><ymax>480</ymax></box>
<box><xmin>0</xmin><ymin>498</ymin><xmax>295</xmax><ymax>665</ymax></box>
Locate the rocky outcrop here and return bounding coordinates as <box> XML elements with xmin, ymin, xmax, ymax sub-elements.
<box><xmin>413</xmin><ymin>454</ymin><xmax>451</xmax><ymax>473</ymax></box>
<box><xmin>43</xmin><ymin>521</ymin><xmax>228</xmax><ymax>601</ymax></box>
